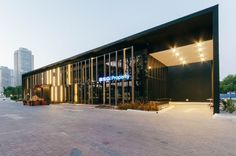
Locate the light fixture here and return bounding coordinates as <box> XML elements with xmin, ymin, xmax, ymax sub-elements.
<box><xmin>200</xmin><ymin>53</ymin><xmax>204</xmax><ymax>57</ymax></box>
<box><xmin>175</xmin><ymin>52</ymin><xmax>179</xmax><ymax>56</ymax></box>
<box><xmin>198</xmin><ymin>47</ymin><xmax>202</xmax><ymax>52</ymax></box>
<box><xmin>148</xmin><ymin>66</ymin><xmax>152</xmax><ymax>69</ymax></box>
<box><xmin>179</xmin><ymin>57</ymin><xmax>184</xmax><ymax>61</ymax></box>
<box><xmin>197</xmin><ymin>42</ymin><xmax>202</xmax><ymax>47</ymax></box>
<box><xmin>172</xmin><ymin>48</ymin><xmax>176</xmax><ymax>53</ymax></box>
<box><xmin>201</xmin><ymin>58</ymin><xmax>205</xmax><ymax>62</ymax></box>
<box><xmin>182</xmin><ymin>60</ymin><xmax>186</xmax><ymax>65</ymax></box>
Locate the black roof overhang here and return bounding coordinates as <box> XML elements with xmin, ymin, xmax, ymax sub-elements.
<box><xmin>23</xmin><ymin>5</ymin><xmax>217</xmax><ymax>77</ymax></box>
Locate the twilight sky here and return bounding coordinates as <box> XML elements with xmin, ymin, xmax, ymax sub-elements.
<box><xmin>0</xmin><ymin>0</ymin><xmax>235</xmax><ymax>79</ymax></box>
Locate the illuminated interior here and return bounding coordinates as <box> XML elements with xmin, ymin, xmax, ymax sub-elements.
<box><xmin>150</xmin><ymin>40</ymin><xmax>213</xmax><ymax>67</ymax></box>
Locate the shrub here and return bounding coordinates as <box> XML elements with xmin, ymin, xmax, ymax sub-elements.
<box><xmin>222</xmin><ymin>100</ymin><xmax>227</xmax><ymax>111</ymax></box>
<box><xmin>10</xmin><ymin>96</ymin><xmax>18</xmax><ymax>101</ymax></box>
<box><xmin>118</xmin><ymin>103</ymin><xmax>161</xmax><ymax>111</ymax></box>
<box><xmin>222</xmin><ymin>99</ymin><xmax>235</xmax><ymax>113</ymax></box>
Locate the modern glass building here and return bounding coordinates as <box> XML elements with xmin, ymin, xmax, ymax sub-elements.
<box><xmin>22</xmin><ymin>6</ymin><xmax>220</xmax><ymax>113</ymax></box>
<box><xmin>14</xmin><ymin>47</ymin><xmax>34</xmax><ymax>86</ymax></box>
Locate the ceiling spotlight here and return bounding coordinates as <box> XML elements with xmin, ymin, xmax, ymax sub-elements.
<box><xmin>200</xmin><ymin>53</ymin><xmax>204</xmax><ymax>57</ymax></box>
<box><xmin>172</xmin><ymin>48</ymin><xmax>176</xmax><ymax>53</ymax></box>
<box><xmin>201</xmin><ymin>58</ymin><xmax>205</xmax><ymax>62</ymax></box>
<box><xmin>198</xmin><ymin>47</ymin><xmax>203</xmax><ymax>52</ymax></box>
<box><xmin>197</xmin><ymin>42</ymin><xmax>202</xmax><ymax>47</ymax></box>
<box><xmin>175</xmin><ymin>52</ymin><xmax>179</xmax><ymax>56</ymax></box>
<box><xmin>179</xmin><ymin>57</ymin><xmax>184</xmax><ymax>61</ymax></box>
<box><xmin>182</xmin><ymin>60</ymin><xmax>186</xmax><ymax>65</ymax></box>
<box><xmin>148</xmin><ymin>66</ymin><xmax>152</xmax><ymax>69</ymax></box>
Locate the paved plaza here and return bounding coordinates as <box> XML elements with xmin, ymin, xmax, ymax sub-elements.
<box><xmin>0</xmin><ymin>101</ymin><xmax>236</xmax><ymax>156</ymax></box>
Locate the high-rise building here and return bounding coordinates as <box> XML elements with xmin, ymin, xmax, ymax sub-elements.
<box><xmin>14</xmin><ymin>48</ymin><xmax>34</xmax><ymax>86</ymax></box>
<box><xmin>0</xmin><ymin>66</ymin><xmax>13</xmax><ymax>93</ymax></box>
<box><xmin>10</xmin><ymin>69</ymin><xmax>14</xmax><ymax>87</ymax></box>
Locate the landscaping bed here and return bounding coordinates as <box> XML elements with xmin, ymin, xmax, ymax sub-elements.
<box><xmin>95</xmin><ymin>105</ymin><xmax>115</xmax><ymax>109</ymax></box>
<box><xmin>221</xmin><ymin>99</ymin><xmax>236</xmax><ymax>113</ymax></box>
<box><xmin>118</xmin><ymin>101</ymin><xmax>169</xmax><ymax>111</ymax></box>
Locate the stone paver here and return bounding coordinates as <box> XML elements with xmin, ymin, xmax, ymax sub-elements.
<box><xmin>0</xmin><ymin>101</ymin><xmax>236</xmax><ymax>156</ymax></box>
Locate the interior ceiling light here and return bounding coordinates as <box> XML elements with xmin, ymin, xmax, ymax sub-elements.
<box><xmin>179</xmin><ymin>57</ymin><xmax>184</xmax><ymax>61</ymax></box>
<box><xmin>148</xmin><ymin>66</ymin><xmax>152</xmax><ymax>69</ymax></box>
<box><xmin>172</xmin><ymin>48</ymin><xmax>176</xmax><ymax>53</ymax></box>
<box><xmin>182</xmin><ymin>60</ymin><xmax>186</xmax><ymax>64</ymax></box>
<box><xmin>175</xmin><ymin>52</ymin><xmax>179</xmax><ymax>56</ymax></box>
<box><xmin>200</xmin><ymin>53</ymin><xmax>204</xmax><ymax>57</ymax></box>
<box><xmin>197</xmin><ymin>42</ymin><xmax>202</xmax><ymax>47</ymax></box>
<box><xmin>198</xmin><ymin>47</ymin><xmax>203</xmax><ymax>52</ymax></box>
<box><xmin>201</xmin><ymin>58</ymin><xmax>205</xmax><ymax>62</ymax></box>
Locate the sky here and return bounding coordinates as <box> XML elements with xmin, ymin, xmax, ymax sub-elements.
<box><xmin>0</xmin><ymin>0</ymin><xmax>235</xmax><ymax>80</ymax></box>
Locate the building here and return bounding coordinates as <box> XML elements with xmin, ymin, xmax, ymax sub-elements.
<box><xmin>10</xmin><ymin>69</ymin><xmax>14</xmax><ymax>87</ymax></box>
<box><xmin>22</xmin><ymin>6</ymin><xmax>220</xmax><ymax>113</ymax></box>
<box><xmin>0</xmin><ymin>66</ymin><xmax>13</xmax><ymax>93</ymax></box>
<box><xmin>14</xmin><ymin>48</ymin><xmax>34</xmax><ymax>86</ymax></box>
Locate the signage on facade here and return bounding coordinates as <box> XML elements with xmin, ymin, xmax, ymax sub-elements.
<box><xmin>98</xmin><ymin>74</ymin><xmax>130</xmax><ymax>82</ymax></box>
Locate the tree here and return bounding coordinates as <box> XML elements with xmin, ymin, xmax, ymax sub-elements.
<box><xmin>3</xmin><ymin>87</ymin><xmax>16</xmax><ymax>97</ymax></box>
<box><xmin>3</xmin><ymin>86</ymin><xmax>22</xmax><ymax>100</ymax></box>
<box><xmin>220</xmin><ymin>75</ymin><xmax>236</xmax><ymax>93</ymax></box>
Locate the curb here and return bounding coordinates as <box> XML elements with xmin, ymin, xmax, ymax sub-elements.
<box><xmin>212</xmin><ymin>113</ymin><xmax>236</xmax><ymax>120</ymax></box>
<box><xmin>127</xmin><ymin>109</ymin><xmax>158</xmax><ymax>114</ymax></box>
<box><xmin>158</xmin><ymin>105</ymin><xmax>175</xmax><ymax>114</ymax></box>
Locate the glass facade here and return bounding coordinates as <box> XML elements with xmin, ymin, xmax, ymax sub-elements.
<box><xmin>23</xmin><ymin>47</ymin><xmax>139</xmax><ymax>104</ymax></box>
<box><xmin>23</xmin><ymin>46</ymin><xmax>169</xmax><ymax>105</ymax></box>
